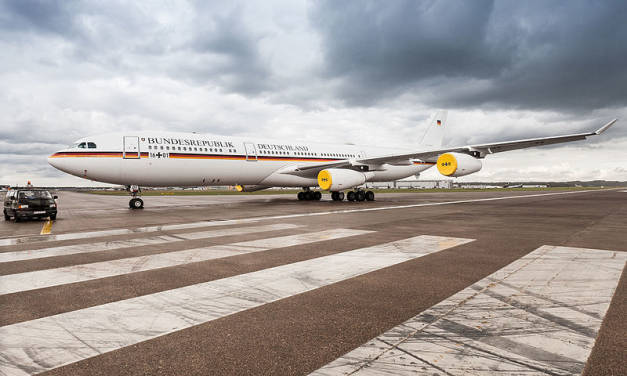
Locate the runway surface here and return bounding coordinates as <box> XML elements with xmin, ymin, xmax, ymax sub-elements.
<box><xmin>0</xmin><ymin>189</ymin><xmax>625</xmax><ymax>375</ymax></box>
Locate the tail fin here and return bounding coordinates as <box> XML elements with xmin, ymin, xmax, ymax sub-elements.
<box><xmin>419</xmin><ymin>110</ymin><xmax>447</xmax><ymax>149</ymax></box>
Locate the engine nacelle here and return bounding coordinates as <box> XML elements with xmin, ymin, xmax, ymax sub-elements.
<box><xmin>235</xmin><ymin>185</ymin><xmax>269</xmax><ymax>192</ymax></box>
<box><xmin>436</xmin><ymin>152</ymin><xmax>482</xmax><ymax>177</ymax></box>
<box><xmin>317</xmin><ymin>168</ymin><xmax>368</xmax><ymax>191</ymax></box>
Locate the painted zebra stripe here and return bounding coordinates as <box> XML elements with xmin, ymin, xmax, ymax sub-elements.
<box><xmin>0</xmin><ymin>223</ymin><xmax>299</xmax><ymax>263</ymax></box>
<box><xmin>0</xmin><ymin>229</ymin><xmax>372</xmax><ymax>295</ymax></box>
<box><xmin>311</xmin><ymin>245</ymin><xmax>627</xmax><ymax>376</ymax></box>
<box><xmin>0</xmin><ymin>235</ymin><xmax>473</xmax><ymax>376</ymax></box>
<box><xmin>0</xmin><ymin>219</ymin><xmax>267</xmax><ymax>247</ymax></box>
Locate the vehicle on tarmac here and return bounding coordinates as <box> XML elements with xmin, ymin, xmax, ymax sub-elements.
<box><xmin>3</xmin><ymin>189</ymin><xmax>58</xmax><ymax>221</ymax></box>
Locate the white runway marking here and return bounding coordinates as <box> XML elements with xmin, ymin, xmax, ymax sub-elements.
<box><xmin>0</xmin><ymin>235</ymin><xmax>472</xmax><ymax>376</ymax></box>
<box><xmin>311</xmin><ymin>245</ymin><xmax>627</xmax><ymax>376</ymax></box>
<box><xmin>0</xmin><ymin>223</ymin><xmax>299</xmax><ymax>263</ymax></box>
<box><xmin>0</xmin><ymin>219</ymin><xmax>271</xmax><ymax>247</ymax></box>
<box><xmin>0</xmin><ymin>189</ymin><xmax>611</xmax><ymax>247</ymax></box>
<box><xmin>0</xmin><ymin>229</ymin><xmax>372</xmax><ymax>295</ymax></box>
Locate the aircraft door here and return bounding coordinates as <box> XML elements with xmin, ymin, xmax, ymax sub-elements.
<box><xmin>244</xmin><ymin>142</ymin><xmax>257</xmax><ymax>161</ymax></box>
<box><xmin>123</xmin><ymin>136</ymin><xmax>140</xmax><ymax>159</ymax></box>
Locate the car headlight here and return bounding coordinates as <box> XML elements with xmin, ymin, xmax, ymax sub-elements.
<box><xmin>18</xmin><ymin>204</ymin><xmax>28</xmax><ymax>209</ymax></box>
<box><xmin>50</xmin><ymin>204</ymin><xmax>56</xmax><ymax>207</ymax></box>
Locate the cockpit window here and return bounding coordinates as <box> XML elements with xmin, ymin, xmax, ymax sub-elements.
<box><xmin>87</xmin><ymin>142</ymin><xmax>96</xmax><ymax>149</ymax></box>
<box><xmin>77</xmin><ymin>142</ymin><xmax>87</xmax><ymax>149</ymax></box>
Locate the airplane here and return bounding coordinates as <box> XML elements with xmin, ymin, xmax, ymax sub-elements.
<box><xmin>47</xmin><ymin>112</ymin><xmax>617</xmax><ymax>209</ymax></box>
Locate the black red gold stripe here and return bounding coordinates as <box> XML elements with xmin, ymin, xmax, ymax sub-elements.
<box><xmin>49</xmin><ymin>151</ymin><xmax>435</xmax><ymax>165</ymax></box>
<box><xmin>50</xmin><ymin>152</ymin><xmax>150</xmax><ymax>158</ymax></box>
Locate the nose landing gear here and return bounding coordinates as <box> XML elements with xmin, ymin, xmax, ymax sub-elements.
<box><xmin>127</xmin><ymin>185</ymin><xmax>144</xmax><ymax>209</ymax></box>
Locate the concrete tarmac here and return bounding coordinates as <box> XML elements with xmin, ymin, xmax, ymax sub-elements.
<box><xmin>0</xmin><ymin>189</ymin><xmax>625</xmax><ymax>375</ymax></box>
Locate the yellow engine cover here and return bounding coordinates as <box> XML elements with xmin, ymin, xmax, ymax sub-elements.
<box><xmin>437</xmin><ymin>153</ymin><xmax>458</xmax><ymax>176</ymax></box>
<box><xmin>317</xmin><ymin>170</ymin><xmax>332</xmax><ymax>190</ymax></box>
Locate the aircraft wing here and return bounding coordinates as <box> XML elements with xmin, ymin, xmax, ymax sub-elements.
<box><xmin>278</xmin><ymin>160</ymin><xmax>351</xmax><ymax>177</ymax></box>
<box><xmin>281</xmin><ymin>119</ymin><xmax>617</xmax><ymax>177</ymax></box>
<box><xmin>355</xmin><ymin>119</ymin><xmax>617</xmax><ymax>164</ymax></box>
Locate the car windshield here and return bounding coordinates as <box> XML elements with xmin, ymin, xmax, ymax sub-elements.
<box><xmin>18</xmin><ymin>191</ymin><xmax>52</xmax><ymax>200</ymax></box>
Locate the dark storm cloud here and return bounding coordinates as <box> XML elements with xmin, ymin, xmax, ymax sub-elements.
<box><xmin>0</xmin><ymin>0</ymin><xmax>78</xmax><ymax>35</ymax></box>
<box><xmin>310</xmin><ymin>0</ymin><xmax>627</xmax><ymax>111</ymax></box>
<box><xmin>0</xmin><ymin>0</ymin><xmax>272</xmax><ymax>95</ymax></box>
<box><xmin>182</xmin><ymin>6</ymin><xmax>272</xmax><ymax>94</ymax></box>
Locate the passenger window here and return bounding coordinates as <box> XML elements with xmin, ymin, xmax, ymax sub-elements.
<box><xmin>78</xmin><ymin>142</ymin><xmax>86</xmax><ymax>149</ymax></box>
<box><xmin>87</xmin><ymin>142</ymin><xmax>96</xmax><ymax>148</ymax></box>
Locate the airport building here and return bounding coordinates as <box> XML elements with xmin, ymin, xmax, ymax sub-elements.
<box><xmin>364</xmin><ymin>179</ymin><xmax>453</xmax><ymax>189</ymax></box>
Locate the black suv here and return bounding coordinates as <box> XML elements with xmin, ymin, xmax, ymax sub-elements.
<box><xmin>4</xmin><ymin>189</ymin><xmax>58</xmax><ymax>221</ymax></box>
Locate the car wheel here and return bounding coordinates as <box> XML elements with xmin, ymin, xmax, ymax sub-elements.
<box><xmin>3</xmin><ymin>210</ymin><xmax>9</xmax><ymax>221</ymax></box>
<box><xmin>50</xmin><ymin>214</ymin><xmax>57</xmax><ymax>220</ymax></box>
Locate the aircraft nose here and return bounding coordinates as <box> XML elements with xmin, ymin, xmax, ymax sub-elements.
<box><xmin>47</xmin><ymin>152</ymin><xmax>79</xmax><ymax>176</ymax></box>
<box><xmin>47</xmin><ymin>154</ymin><xmax>59</xmax><ymax>169</ymax></box>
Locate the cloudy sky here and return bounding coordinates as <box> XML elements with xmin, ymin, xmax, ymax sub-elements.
<box><xmin>1</xmin><ymin>0</ymin><xmax>626</xmax><ymax>186</ymax></box>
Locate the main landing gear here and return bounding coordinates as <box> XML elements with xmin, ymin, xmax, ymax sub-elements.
<box><xmin>331</xmin><ymin>191</ymin><xmax>345</xmax><ymax>201</ymax></box>
<box><xmin>346</xmin><ymin>189</ymin><xmax>375</xmax><ymax>202</ymax></box>
<box><xmin>296</xmin><ymin>188</ymin><xmax>375</xmax><ymax>202</ymax></box>
<box><xmin>127</xmin><ymin>185</ymin><xmax>144</xmax><ymax>209</ymax></box>
<box><xmin>297</xmin><ymin>188</ymin><xmax>322</xmax><ymax>201</ymax></box>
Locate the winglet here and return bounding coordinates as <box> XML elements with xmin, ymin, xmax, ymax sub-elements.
<box><xmin>594</xmin><ymin>119</ymin><xmax>618</xmax><ymax>135</ymax></box>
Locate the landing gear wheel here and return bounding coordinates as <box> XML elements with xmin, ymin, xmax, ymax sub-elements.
<box><xmin>313</xmin><ymin>191</ymin><xmax>322</xmax><ymax>201</ymax></box>
<box><xmin>3</xmin><ymin>210</ymin><xmax>9</xmax><ymax>221</ymax></box>
<box><xmin>356</xmin><ymin>190</ymin><xmax>366</xmax><ymax>202</ymax></box>
<box><xmin>305</xmin><ymin>191</ymin><xmax>314</xmax><ymax>201</ymax></box>
<box><xmin>331</xmin><ymin>192</ymin><xmax>339</xmax><ymax>201</ymax></box>
<box><xmin>297</xmin><ymin>192</ymin><xmax>305</xmax><ymax>201</ymax></box>
<box><xmin>129</xmin><ymin>198</ymin><xmax>144</xmax><ymax>209</ymax></box>
<box><xmin>337</xmin><ymin>192</ymin><xmax>345</xmax><ymax>201</ymax></box>
<box><xmin>347</xmin><ymin>191</ymin><xmax>356</xmax><ymax>202</ymax></box>
<box><xmin>365</xmin><ymin>190</ymin><xmax>375</xmax><ymax>201</ymax></box>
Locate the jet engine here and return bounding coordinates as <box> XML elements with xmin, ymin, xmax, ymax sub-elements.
<box><xmin>436</xmin><ymin>152</ymin><xmax>482</xmax><ymax>177</ymax></box>
<box><xmin>235</xmin><ymin>185</ymin><xmax>269</xmax><ymax>192</ymax></box>
<box><xmin>317</xmin><ymin>168</ymin><xmax>371</xmax><ymax>191</ymax></box>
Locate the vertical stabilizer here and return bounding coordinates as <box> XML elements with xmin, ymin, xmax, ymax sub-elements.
<box><xmin>419</xmin><ymin>110</ymin><xmax>447</xmax><ymax>149</ymax></box>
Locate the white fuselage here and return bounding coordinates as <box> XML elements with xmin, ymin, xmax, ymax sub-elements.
<box><xmin>48</xmin><ymin>132</ymin><xmax>434</xmax><ymax>188</ymax></box>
